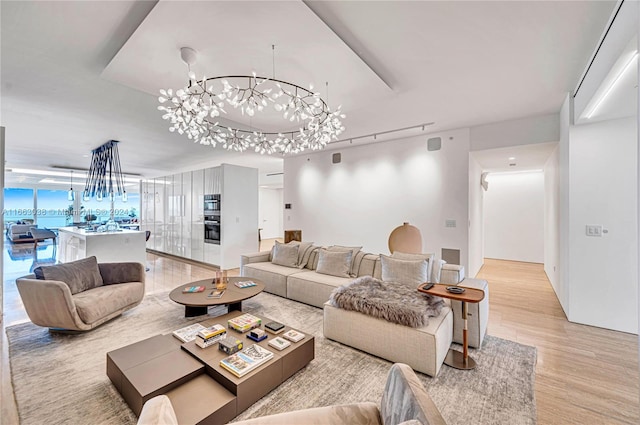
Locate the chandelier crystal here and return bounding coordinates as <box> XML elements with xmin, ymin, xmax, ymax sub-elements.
<box><xmin>158</xmin><ymin>48</ymin><xmax>345</xmax><ymax>154</ymax></box>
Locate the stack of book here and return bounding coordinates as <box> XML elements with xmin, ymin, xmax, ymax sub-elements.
<box><xmin>219</xmin><ymin>344</ymin><xmax>274</xmax><ymax>377</ymax></box>
<box><xmin>234</xmin><ymin>280</ymin><xmax>257</xmax><ymax>288</ymax></box>
<box><xmin>196</xmin><ymin>324</ymin><xmax>227</xmax><ymax>348</ymax></box>
<box><xmin>228</xmin><ymin>313</ymin><xmax>262</xmax><ymax>333</ymax></box>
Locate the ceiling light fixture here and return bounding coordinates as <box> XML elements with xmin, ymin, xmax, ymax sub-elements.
<box><xmin>158</xmin><ymin>46</ymin><xmax>346</xmax><ymax>154</ymax></box>
<box><xmin>585</xmin><ymin>50</ymin><xmax>638</xmax><ymax>119</ymax></box>
<box><xmin>83</xmin><ymin>140</ymin><xmax>127</xmax><ymax>203</ymax></box>
<box><xmin>68</xmin><ymin>170</ymin><xmax>75</xmax><ymax>201</ymax></box>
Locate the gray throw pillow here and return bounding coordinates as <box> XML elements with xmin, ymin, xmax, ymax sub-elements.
<box><xmin>328</xmin><ymin>245</ymin><xmax>362</xmax><ymax>277</ymax></box>
<box><xmin>33</xmin><ymin>256</ymin><xmax>103</xmax><ymax>294</ymax></box>
<box><xmin>392</xmin><ymin>252</ymin><xmax>435</xmax><ymax>283</ymax></box>
<box><xmin>380</xmin><ymin>254</ymin><xmax>428</xmax><ymax>289</ymax></box>
<box><xmin>316</xmin><ymin>249</ymin><xmax>352</xmax><ymax>278</ymax></box>
<box><xmin>271</xmin><ymin>241</ymin><xmax>299</xmax><ymax>268</ymax></box>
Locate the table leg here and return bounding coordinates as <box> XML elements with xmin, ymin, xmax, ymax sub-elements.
<box><xmin>444</xmin><ymin>300</ymin><xmax>477</xmax><ymax>370</ymax></box>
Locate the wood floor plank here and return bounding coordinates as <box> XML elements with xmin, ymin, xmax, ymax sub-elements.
<box><xmin>477</xmin><ymin>258</ymin><xmax>639</xmax><ymax>424</ymax></box>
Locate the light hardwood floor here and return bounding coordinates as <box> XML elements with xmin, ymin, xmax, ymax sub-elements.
<box><xmin>2</xmin><ymin>245</ymin><xmax>638</xmax><ymax>424</ymax></box>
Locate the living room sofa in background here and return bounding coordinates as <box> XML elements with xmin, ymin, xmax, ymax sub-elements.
<box><xmin>16</xmin><ymin>256</ymin><xmax>145</xmax><ymax>331</ymax></box>
<box><xmin>241</xmin><ymin>243</ymin><xmax>489</xmax><ymax>376</ymax></box>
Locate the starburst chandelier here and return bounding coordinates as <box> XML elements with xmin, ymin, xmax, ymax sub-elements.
<box><xmin>158</xmin><ymin>47</ymin><xmax>345</xmax><ymax>154</ymax></box>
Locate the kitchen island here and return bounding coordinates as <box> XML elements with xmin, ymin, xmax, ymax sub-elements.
<box><xmin>58</xmin><ymin>227</ymin><xmax>147</xmax><ymax>265</ymax></box>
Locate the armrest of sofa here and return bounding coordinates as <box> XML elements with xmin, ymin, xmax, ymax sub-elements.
<box><xmin>240</xmin><ymin>251</ymin><xmax>271</xmax><ymax>268</ymax></box>
<box><xmin>440</xmin><ymin>264</ymin><xmax>465</xmax><ymax>284</ymax></box>
<box><xmin>232</xmin><ymin>402</ymin><xmax>381</xmax><ymax>425</ymax></box>
<box><xmin>137</xmin><ymin>395</ymin><xmax>178</xmax><ymax>425</ymax></box>
<box><xmin>16</xmin><ymin>276</ymin><xmax>89</xmax><ymax>330</ymax></box>
<box><xmin>99</xmin><ymin>262</ymin><xmax>145</xmax><ymax>285</ymax></box>
<box><xmin>380</xmin><ymin>363</ymin><xmax>446</xmax><ymax>425</ymax></box>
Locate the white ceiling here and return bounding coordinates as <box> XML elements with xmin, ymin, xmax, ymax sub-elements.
<box><xmin>471</xmin><ymin>142</ymin><xmax>559</xmax><ymax>173</ymax></box>
<box><xmin>0</xmin><ymin>0</ymin><xmax>619</xmax><ymax>186</ymax></box>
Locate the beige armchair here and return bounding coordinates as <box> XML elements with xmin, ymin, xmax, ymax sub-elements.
<box><xmin>137</xmin><ymin>363</ymin><xmax>446</xmax><ymax>425</ymax></box>
<box><xmin>16</xmin><ymin>256</ymin><xmax>145</xmax><ymax>331</ymax></box>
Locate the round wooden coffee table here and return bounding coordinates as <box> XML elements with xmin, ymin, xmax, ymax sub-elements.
<box><xmin>169</xmin><ymin>277</ymin><xmax>265</xmax><ymax>317</ymax></box>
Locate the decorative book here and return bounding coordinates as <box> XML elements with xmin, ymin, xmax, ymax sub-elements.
<box><xmin>282</xmin><ymin>329</ymin><xmax>305</xmax><ymax>342</ymax></box>
<box><xmin>268</xmin><ymin>336</ymin><xmax>291</xmax><ymax>351</ymax></box>
<box><xmin>234</xmin><ymin>280</ymin><xmax>257</xmax><ymax>288</ymax></box>
<box><xmin>195</xmin><ymin>332</ymin><xmax>226</xmax><ymax>348</ymax></box>
<box><xmin>219</xmin><ymin>344</ymin><xmax>274</xmax><ymax>377</ymax></box>
<box><xmin>197</xmin><ymin>324</ymin><xmax>226</xmax><ymax>340</ymax></box>
<box><xmin>182</xmin><ymin>285</ymin><xmax>205</xmax><ymax>293</ymax></box>
<box><xmin>172</xmin><ymin>323</ymin><xmax>206</xmax><ymax>343</ymax></box>
<box><xmin>207</xmin><ymin>289</ymin><xmax>225</xmax><ymax>299</ymax></box>
<box><xmin>219</xmin><ymin>336</ymin><xmax>243</xmax><ymax>355</ymax></box>
<box><xmin>264</xmin><ymin>321</ymin><xmax>285</xmax><ymax>334</ymax></box>
<box><xmin>228</xmin><ymin>313</ymin><xmax>262</xmax><ymax>333</ymax></box>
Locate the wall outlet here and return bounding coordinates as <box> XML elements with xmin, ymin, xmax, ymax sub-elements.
<box><xmin>585</xmin><ymin>225</ymin><xmax>602</xmax><ymax>237</ymax></box>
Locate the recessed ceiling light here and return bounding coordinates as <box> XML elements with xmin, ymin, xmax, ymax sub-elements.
<box><xmin>508</xmin><ymin>157</ymin><xmax>516</xmax><ymax>161</ymax></box>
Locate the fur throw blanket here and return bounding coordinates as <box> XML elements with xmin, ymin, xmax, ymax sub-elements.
<box><xmin>329</xmin><ymin>276</ymin><xmax>444</xmax><ymax>327</ymax></box>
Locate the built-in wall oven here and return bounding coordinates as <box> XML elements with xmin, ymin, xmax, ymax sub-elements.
<box><xmin>204</xmin><ymin>194</ymin><xmax>220</xmax><ymax>215</ymax></box>
<box><xmin>204</xmin><ymin>215</ymin><xmax>221</xmax><ymax>245</ymax></box>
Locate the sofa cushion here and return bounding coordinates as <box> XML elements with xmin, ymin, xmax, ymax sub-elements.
<box><xmin>243</xmin><ymin>262</ymin><xmax>305</xmax><ymax>298</ymax></box>
<box><xmin>287</xmin><ymin>270</ymin><xmax>353</xmax><ymax>308</ymax></box>
<box><xmin>391</xmin><ymin>252</ymin><xmax>435</xmax><ymax>284</ymax></box>
<box><xmin>33</xmin><ymin>256</ymin><xmax>104</xmax><ymax>295</ymax></box>
<box><xmin>271</xmin><ymin>241</ymin><xmax>299</xmax><ymax>267</ymax></box>
<box><xmin>232</xmin><ymin>402</ymin><xmax>381</xmax><ymax>425</ymax></box>
<box><xmin>328</xmin><ymin>245</ymin><xmax>362</xmax><ymax>277</ymax></box>
<box><xmin>316</xmin><ymin>249</ymin><xmax>352</xmax><ymax>278</ymax></box>
<box><xmin>73</xmin><ymin>281</ymin><xmax>144</xmax><ymax>324</ymax></box>
<box><xmin>381</xmin><ymin>363</ymin><xmax>447</xmax><ymax>425</ymax></box>
<box><xmin>380</xmin><ymin>255</ymin><xmax>428</xmax><ymax>289</ymax></box>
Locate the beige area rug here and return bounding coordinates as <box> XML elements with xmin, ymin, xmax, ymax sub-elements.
<box><xmin>7</xmin><ymin>292</ymin><xmax>537</xmax><ymax>425</ymax></box>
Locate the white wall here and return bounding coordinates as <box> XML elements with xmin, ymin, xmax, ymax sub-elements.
<box><xmin>484</xmin><ymin>171</ymin><xmax>545</xmax><ymax>263</ymax></box>
<box><xmin>543</xmin><ymin>145</ymin><xmax>561</xmax><ymax>294</ymax></box>
<box><xmin>468</xmin><ymin>155</ymin><xmax>484</xmax><ymax>277</ymax></box>
<box><xmin>259</xmin><ymin>188</ymin><xmax>283</xmax><ymax>239</ymax></box>
<box><xmin>470</xmin><ymin>113</ymin><xmax>560</xmax><ymax>151</ymax></box>
<box><xmin>558</xmin><ymin>94</ymin><xmax>572</xmax><ymax>316</ymax></box>
<box><xmin>568</xmin><ymin>117</ymin><xmax>637</xmax><ymax>333</ymax></box>
<box><xmin>283</xmin><ymin>128</ymin><xmax>471</xmax><ymax>265</ymax></box>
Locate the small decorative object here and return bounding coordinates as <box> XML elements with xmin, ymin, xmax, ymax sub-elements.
<box><xmin>446</xmin><ymin>286</ymin><xmax>465</xmax><ymax>294</ymax></box>
<box><xmin>268</xmin><ymin>336</ymin><xmax>291</xmax><ymax>351</ymax></box>
<box><xmin>282</xmin><ymin>329</ymin><xmax>305</xmax><ymax>342</ymax></box>
<box><xmin>105</xmin><ymin>219</ymin><xmax>119</xmax><ymax>232</ymax></box>
<box><xmin>215</xmin><ymin>270</ymin><xmax>228</xmax><ymax>290</ymax></box>
<box><xmin>219</xmin><ymin>336</ymin><xmax>243</xmax><ymax>355</ymax></box>
<box><xmin>388</xmin><ymin>222</ymin><xmax>422</xmax><ymax>254</ymax></box>
<box><xmin>264</xmin><ymin>321</ymin><xmax>285</xmax><ymax>334</ymax></box>
<box><xmin>247</xmin><ymin>328</ymin><xmax>267</xmax><ymax>342</ymax></box>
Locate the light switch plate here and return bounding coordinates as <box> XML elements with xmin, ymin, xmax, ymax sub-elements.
<box><xmin>585</xmin><ymin>225</ymin><xmax>602</xmax><ymax>237</ymax></box>
<box><xmin>445</xmin><ymin>219</ymin><xmax>456</xmax><ymax>228</ymax></box>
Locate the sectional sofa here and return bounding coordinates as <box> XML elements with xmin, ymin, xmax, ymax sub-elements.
<box><xmin>241</xmin><ymin>243</ymin><xmax>489</xmax><ymax>376</ymax></box>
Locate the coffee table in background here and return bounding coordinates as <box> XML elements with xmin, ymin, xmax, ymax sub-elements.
<box><xmin>417</xmin><ymin>283</ymin><xmax>485</xmax><ymax>370</ymax></box>
<box><xmin>170</xmin><ymin>277</ymin><xmax>265</xmax><ymax>317</ymax></box>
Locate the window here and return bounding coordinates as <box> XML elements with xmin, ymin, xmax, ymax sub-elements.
<box><xmin>3</xmin><ymin>188</ymin><xmax>35</xmax><ymax>224</ymax></box>
<box><xmin>36</xmin><ymin>189</ymin><xmax>74</xmax><ymax>228</ymax></box>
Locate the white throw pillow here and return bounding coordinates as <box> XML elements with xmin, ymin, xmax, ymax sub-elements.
<box><xmin>391</xmin><ymin>251</ymin><xmax>435</xmax><ymax>283</ymax></box>
<box><xmin>431</xmin><ymin>258</ymin><xmax>446</xmax><ymax>283</ymax></box>
<box><xmin>271</xmin><ymin>241</ymin><xmax>299</xmax><ymax>268</ymax></box>
<box><xmin>380</xmin><ymin>254</ymin><xmax>428</xmax><ymax>289</ymax></box>
<box><xmin>316</xmin><ymin>249</ymin><xmax>352</xmax><ymax>278</ymax></box>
